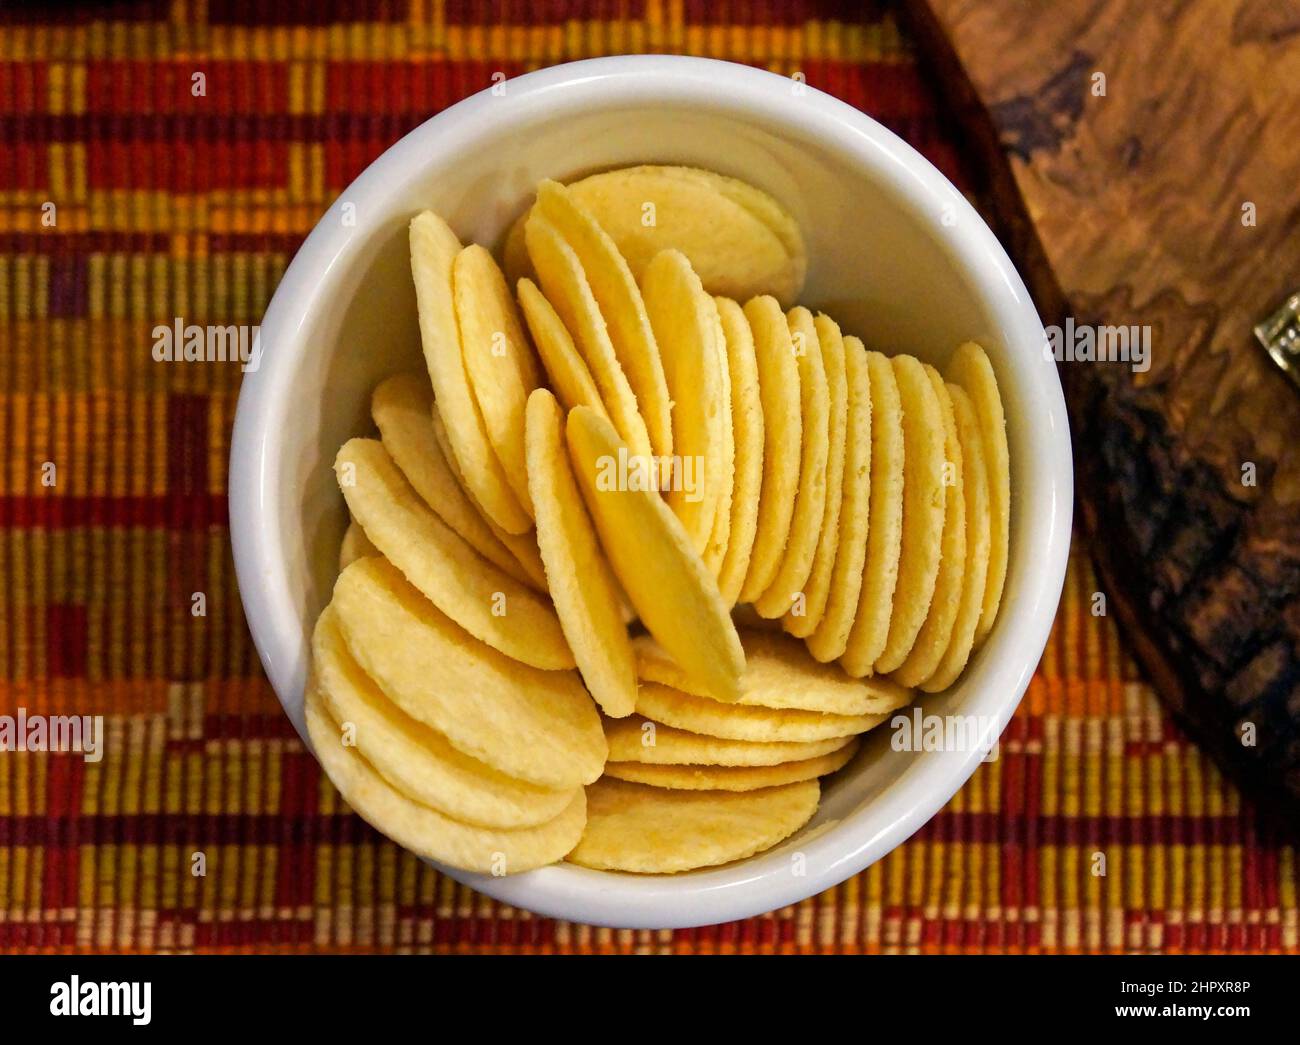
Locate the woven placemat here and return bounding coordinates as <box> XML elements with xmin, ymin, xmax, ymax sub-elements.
<box><xmin>0</xmin><ymin>1</ymin><xmax>1295</xmax><ymax>954</ymax></box>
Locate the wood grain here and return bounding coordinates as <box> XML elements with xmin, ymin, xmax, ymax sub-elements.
<box><xmin>907</xmin><ymin>0</ymin><xmax>1300</xmax><ymax>812</ymax></box>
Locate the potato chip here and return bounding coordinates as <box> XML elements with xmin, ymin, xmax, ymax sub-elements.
<box><xmin>536</xmin><ymin>179</ymin><xmax>674</xmax><ymax>459</ymax></box>
<box><xmin>563</xmin><ymin>165</ymin><xmax>803</xmax><ymax>308</ymax></box>
<box><xmin>338</xmin><ymin>519</ymin><xmax>378</xmax><ymax>571</ymax></box>
<box><xmin>713</xmin><ymin>297</ymin><xmax>764</xmax><ymax>606</ymax></box>
<box><xmin>635</xmin><ymin>681</ymin><xmax>882</xmax><ymax>743</ymax></box>
<box><xmin>806</xmin><ymin>337</ymin><xmax>872</xmax><ymax>661</ymax></box>
<box><xmin>605</xmin><ymin>739</ymin><xmax>857</xmax><ymax>792</ymax></box>
<box><xmin>642</xmin><ymin>249</ymin><xmax>725</xmax><ymax>553</ymax></box>
<box><xmin>526</xmin><ymin>389</ymin><xmax>637</xmax><ymax>718</ymax></box>
<box><xmin>946</xmin><ymin>341</ymin><xmax>1009</xmax><ymax>644</ymax></box>
<box><xmin>313</xmin><ymin>607</ymin><xmax>574</xmax><ymax>828</ymax></box>
<box><xmin>515</xmin><ymin>277</ymin><xmax>608</xmax><ymax>421</ymax></box>
<box><xmin>331</xmin><ymin>557</ymin><xmax>605</xmax><ymax>789</ymax></box>
<box><xmin>566</xmin><ymin>776</ymin><xmax>819</xmax><ymax>873</ymax></box>
<box><xmin>874</xmin><ymin>355</ymin><xmax>946</xmax><ymax>674</ymax></box>
<box><xmin>634</xmin><ymin>631</ymin><xmax>912</xmax><ymax>716</ymax></box>
<box><xmin>737</xmin><ymin>295</ymin><xmax>802</xmax><ymax>603</ymax></box>
<box><xmin>525</xmin><ymin>210</ymin><xmax>653</xmax><ymax>461</ymax></box>
<box><xmin>754</xmin><ymin>306</ymin><xmax>830</xmax><ymax>618</ymax></box>
<box><xmin>565</xmin><ymin>406</ymin><xmax>744</xmax><ymax>702</ymax></box>
<box><xmin>372</xmin><ymin>373</ymin><xmax>542</xmax><ymax>590</ymax></box>
<box><xmin>306</xmin><ymin>687</ymin><xmax>586</xmax><ymax>874</ymax></box>
<box><xmin>409</xmin><ymin>211</ymin><xmax>530</xmax><ymax>534</ymax></box>
<box><xmin>334</xmin><ymin>438</ymin><xmax>573</xmax><ymax>670</ymax></box>
<box><xmin>784</xmin><ymin>314</ymin><xmax>848</xmax><ymax>637</ymax></box>
<box><xmin>604</xmin><ymin>715</ymin><xmax>852</xmax><ymax>766</ymax></box>
<box><xmin>922</xmin><ymin>383</ymin><xmax>991</xmax><ymax>692</ymax></box>
<box><xmin>840</xmin><ymin>351</ymin><xmax>904</xmax><ymax>676</ymax></box>
<box><xmin>453</xmin><ymin>243</ymin><xmax>539</xmax><ymax>513</ymax></box>
<box><xmin>703</xmin><ymin>306</ymin><xmax>736</xmax><ymax>576</ymax></box>
<box><xmin>892</xmin><ymin>367</ymin><xmax>967</xmax><ymax>687</ymax></box>
<box><xmin>501</xmin><ymin>210</ymin><xmax>534</xmax><ymax>288</ymax></box>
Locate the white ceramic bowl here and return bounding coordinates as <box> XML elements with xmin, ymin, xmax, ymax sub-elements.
<box><xmin>230</xmin><ymin>55</ymin><xmax>1072</xmax><ymax>930</ymax></box>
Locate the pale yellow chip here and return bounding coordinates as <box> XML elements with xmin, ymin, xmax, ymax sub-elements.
<box><xmin>306</xmin><ymin>688</ymin><xmax>586</xmax><ymax>874</ymax></box>
<box><xmin>565</xmin><ymin>406</ymin><xmax>744</xmax><ymax>702</ymax></box>
<box><xmin>703</xmin><ymin>306</ymin><xmax>736</xmax><ymax>576</ymax></box>
<box><xmin>635</xmin><ymin>681</ymin><xmax>883</xmax><ymax>743</ymax></box>
<box><xmin>892</xmin><ymin>367</ymin><xmax>967</xmax><ymax>687</ymax></box>
<box><xmin>713</xmin><ymin>297</ymin><xmax>764</xmax><ymax>606</ymax></box>
<box><xmin>313</xmin><ymin>607</ymin><xmax>574</xmax><ymax>828</ymax></box>
<box><xmin>501</xmin><ymin>210</ymin><xmax>534</xmax><ymax>288</ymax></box>
<box><xmin>562</xmin><ymin>165</ymin><xmax>804</xmax><ymax>308</ymax></box>
<box><xmin>334</xmin><ymin>438</ymin><xmax>573</xmax><ymax>671</ymax></box>
<box><xmin>841</xmin><ymin>351</ymin><xmax>904</xmax><ymax>676</ymax></box>
<box><xmin>453</xmin><ymin>244</ymin><xmax>539</xmax><ymax>514</ymax></box>
<box><xmin>634</xmin><ymin>631</ymin><xmax>913</xmax><ymax>716</ymax></box>
<box><xmin>535</xmin><ymin>179</ymin><xmax>673</xmax><ymax>459</ymax></box>
<box><xmin>515</xmin><ymin>277</ymin><xmax>607</xmax><ymax>421</ymax></box>
<box><xmin>526</xmin><ymin>389</ymin><xmax>637</xmax><ymax>718</ymax></box>
<box><xmin>338</xmin><ymin>519</ymin><xmax>378</xmax><ymax>571</ymax></box>
<box><xmin>946</xmin><ymin>341</ymin><xmax>1009</xmax><ymax>644</ymax></box>
<box><xmin>873</xmin><ymin>355</ymin><xmax>946</xmax><ymax>673</ymax></box>
<box><xmin>525</xmin><ymin>210</ymin><xmax>652</xmax><ymax>461</ymax></box>
<box><xmin>642</xmin><ymin>249</ymin><xmax>725</xmax><ymax>553</ymax></box>
<box><xmin>922</xmin><ymin>383</ymin><xmax>992</xmax><ymax>692</ymax></box>
<box><xmin>409</xmin><ymin>211</ymin><xmax>530</xmax><ymax>534</ymax></box>
<box><xmin>605</xmin><ymin>739</ymin><xmax>857</xmax><ymax>792</ymax></box>
<box><xmin>754</xmin><ymin>306</ymin><xmax>830</xmax><ymax>618</ymax></box>
<box><xmin>372</xmin><ymin>373</ymin><xmax>542</xmax><ymax>590</ymax></box>
<box><xmin>604</xmin><ymin>715</ymin><xmax>852</xmax><ymax>766</ymax></box>
<box><xmin>807</xmin><ymin>337</ymin><xmax>872</xmax><ymax>662</ymax></box>
<box><xmin>331</xmin><ymin>557</ymin><xmax>605</xmax><ymax>789</ymax></box>
<box><xmin>566</xmin><ymin>776</ymin><xmax>819</xmax><ymax>874</ymax></box>
<box><xmin>785</xmin><ymin>314</ymin><xmax>848</xmax><ymax>637</ymax></box>
<box><xmin>737</xmin><ymin>295</ymin><xmax>802</xmax><ymax>603</ymax></box>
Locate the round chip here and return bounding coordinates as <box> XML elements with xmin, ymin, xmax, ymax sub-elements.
<box><xmin>754</xmin><ymin>306</ymin><xmax>829</xmax><ymax>619</ymax></box>
<box><xmin>525</xmin><ymin>210</ymin><xmax>653</xmax><ymax>461</ymax></box>
<box><xmin>605</xmin><ymin>739</ymin><xmax>858</xmax><ymax>792</ymax></box>
<box><xmin>453</xmin><ymin>243</ymin><xmax>539</xmax><ymax>514</ymax></box>
<box><xmin>713</xmin><ymin>297</ymin><xmax>764</xmax><ymax>606</ymax></box>
<box><xmin>785</xmin><ymin>313</ymin><xmax>848</xmax><ymax>636</ymax></box>
<box><xmin>703</xmin><ymin>305</ymin><xmax>736</xmax><ymax>576</ymax></box>
<box><xmin>526</xmin><ymin>389</ymin><xmax>637</xmax><ymax>718</ymax></box>
<box><xmin>642</xmin><ymin>249</ymin><xmax>726</xmax><ymax>554</ymax></box>
<box><xmin>806</xmin><ymin>336</ymin><xmax>872</xmax><ymax>662</ymax></box>
<box><xmin>409</xmin><ymin>211</ymin><xmax>530</xmax><ymax>534</ymax></box>
<box><xmin>313</xmin><ymin>608</ymin><xmax>574</xmax><ymax>828</ymax></box>
<box><xmin>566</xmin><ymin>777</ymin><xmax>819</xmax><ymax>874</ymax></box>
<box><xmin>945</xmin><ymin>341</ymin><xmax>1009</xmax><ymax>644</ymax></box>
<box><xmin>634</xmin><ymin>631</ymin><xmax>912</xmax><ymax>716</ymax></box>
<box><xmin>536</xmin><ymin>179</ymin><xmax>674</xmax><ymax>459</ymax></box>
<box><xmin>306</xmin><ymin>688</ymin><xmax>587</xmax><ymax>875</ymax></box>
<box><xmin>501</xmin><ymin>210</ymin><xmax>535</xmax><ymax>289</ymax></box>
<box><xmin>334</xmin><ymin>438</ymin><xmax>574</xmax><ymax>671</ymax></box>
<box><xmin>738</xmin><ymin>295</ymin><xmax>802</xmax><ymax>603</ymax></box>
<box><xmin>516</xmin><ymin>277</ymin><xmax>608</xmax><ymax>420</ymax></box>
<box><xmin>338</xmin><ymin>519</ymin><xmax>378</xmax><ymax>571</ymax></box>
<box><xmin>840</xmin><ymin>351</ymin><xmax>905</xmax><ymax>677</ymax></box>
<box><xmin>922</xmin><ymin>383</ymin><xmax>992</xmax><ymax>692</ymax></box>
<box><xmin>331</xmin><ymin>557</ymin><xmax>605</xmax><ymax>790</ymax></box>
<box><xmin>892</xmin><ymin>366</ymin><xmax>967</xmax><ymax>687</ymax></box>
<box><xmin>874</xmin><ymin>355</ymin><xmax>946</xmax><ymax>674</ymax></box>
<box><xmin>565</xmin><ymin>406</ymin><xmax>744</xmax><ymax>702</ymax></box>
<box><xmin>635</xmin><ymin>682</ymin><xmax>882</xmax><ymax>743</ymax></box>
<box><xmin>372</xmin><ymin>373</ymin><xmax>541</xmax><ymax>590</ymax></box>
<box><xmin>604</xmin><ymin>715</ymin><xmax>853</xmax><ymax>766</ymax></box>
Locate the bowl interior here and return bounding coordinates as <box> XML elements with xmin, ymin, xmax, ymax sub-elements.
<box><xmin>236</xmin><ymin>58</ymin><xmax>1069</xmax><ymax>929</ymax></box>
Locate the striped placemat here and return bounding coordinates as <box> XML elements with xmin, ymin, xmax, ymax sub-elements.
<box><xmin>0</xmin><ymin>1</ymin><xmax>1294</xmax><ymax>954</ymax></box>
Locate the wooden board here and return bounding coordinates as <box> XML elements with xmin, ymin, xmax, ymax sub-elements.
<box><xmin>906</xmin><ymin>0</ymin><xmax>1300</xmax><ymax>813</ymax></box>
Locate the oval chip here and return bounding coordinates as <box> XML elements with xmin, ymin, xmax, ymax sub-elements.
<box><xmin>516</xmin><ymin>276</ymin><xmax>608</xmax><ymax>420</ymax></box>
<box><xmin>313</xmin><ymin>607</ymin><xmax>574</xmax><ymax>828</ymax></box>
<box><xmin>604</xmin><ymin>739</ymin><xmax>858</xmax><ymax>792</ymax></box>
<box><xmin>604</xmin><ymin>715</ymin><xmax>853</xmax><ymax>766</ymax></box>
<box><xmin>566</xmin><ymin>776</ymin><xmax>819</xmax><ymax>874</ymax></box>
<box><xmin>331</xmin><ymin>557</ymin><xmax>605</xmax><ymax>789</ymax></box>
<box><xmin>635</xmin><ymin>681</ymin><xmax>882</xmax><ymax>743</ymax></box>
<box><xmin>526</xmin><ymin>389</ymin><xmax>637</xmax><ymax>718</ymax></box>
<box><xmin>306</xmin><ymin>688</ymin><xmax>587</xmax><ymax>874</ymax></box>
<box><xmin>334</xmin><ymin>438</ymin><xmax>573</xmax><ymax>671</ymax></box>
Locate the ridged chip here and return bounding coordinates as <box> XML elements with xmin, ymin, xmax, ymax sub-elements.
<box><xmin>635</xmin><ymin>681</ymin><xmax>883</xmax><ymax>743</ymax></box>
<box><xmin>605</xmin><ymin>739</ymin><xmax>858</xmax><ymax>792</ymax></box>
<box><xmin>604</xmin><ymin>715</ymin><xmax>853</xmax><ymax>766</ymax></box>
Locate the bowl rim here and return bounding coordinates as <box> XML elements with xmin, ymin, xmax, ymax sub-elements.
<box><xmin>230</xmin><ymin>54</ymin><xmax>1073</xmax><ymax>930</ymax></box>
